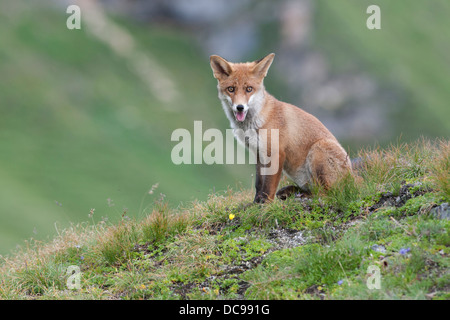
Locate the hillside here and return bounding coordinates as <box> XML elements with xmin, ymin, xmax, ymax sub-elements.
<box><xmin>0</xmin><ymin>2</ymin><xmax>251</xmax><ymax>254</ymax></box>
<box><xmin>0</xmin><ymin>139</ymin><xmax>448</xmax><ymax>300</ymax></box>
<box><xmin>1</xmin><ymin>0</ymin><xmax>450</xmax><ymax>263</ymax></box>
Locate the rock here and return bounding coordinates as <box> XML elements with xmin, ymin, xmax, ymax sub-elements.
<box><xmin>430</xmin><ymin>203</ymin><xmax>449</xmax><ymax>220</ymax></box>
<box><xmin>371</xmin><ymin>244</ymin><xmax>386</xmax><ymax>253</ymax></box>
<box><xmin>368</xmin><ymin>191</ymin><xmax>395</xmax><ymax>211</ymax></box>
<box><xmin>268</xmin><ymin>229</ymin><xmax>308</xmax><ymax>249</ymax></box>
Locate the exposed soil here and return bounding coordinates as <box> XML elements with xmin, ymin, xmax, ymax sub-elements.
<box><xmin>369</xmin><ymin>182</ymin><xmax>431</xmax><ymax>212</ymax></box>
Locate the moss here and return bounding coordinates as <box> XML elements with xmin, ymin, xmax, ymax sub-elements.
<box><xmin>397</xmin><ymin>193</ymin><xmax>440</xmax><ymax>217</ymax></box>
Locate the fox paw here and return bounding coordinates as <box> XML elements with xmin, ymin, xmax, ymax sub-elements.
<box><xmin>276</xmin><ymin>185</ymin><xmax>304</xmax><ymax>200</ymax></box>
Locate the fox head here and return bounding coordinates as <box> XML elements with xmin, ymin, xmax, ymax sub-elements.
<box><xmin>210</xmin><ymin>53</ymin><xmax>275</xmax><ymax>124</ymax></box>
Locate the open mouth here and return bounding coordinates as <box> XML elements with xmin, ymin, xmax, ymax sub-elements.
<box><xmin>234</xmin><ymin>110</ymin><xmax>247</xmax><ymax>122</ymax></box>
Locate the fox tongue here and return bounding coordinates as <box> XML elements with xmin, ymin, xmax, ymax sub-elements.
<box><xmin>235</xmin><ymin>111</ymin><xmax>246</xmax><ymax>122</ymax></box>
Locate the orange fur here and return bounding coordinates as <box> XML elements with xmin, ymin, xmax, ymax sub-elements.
<box><xmin>210</xmin><ymin>53</ymin><xmax>352</xmax><ymax>203</ymax></box>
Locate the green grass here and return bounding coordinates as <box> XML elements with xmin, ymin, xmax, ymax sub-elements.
<box><xmin>0</xmin><ymin>138</ymin><xmax>448</xmax><ymax>300</ymax></box>
<box><xmin>1</xmin><ymin>0</ymin><xmax>449</xmax><ymax>257</ymax></box>
<box><xmin>1</xmin><ymin>0</ymin><xmax>450</xmax><ymax>290</ymax></box>
<box><xmin>0</xmin><ymin>1</ymin><xmax>251</xmax><ymax>254</ymax></box>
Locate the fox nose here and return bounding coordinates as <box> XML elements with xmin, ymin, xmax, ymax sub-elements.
<box><xmin>236</xmin><ymin>105</ymin><xmax>244</xmax><ymax>112</ymax></box>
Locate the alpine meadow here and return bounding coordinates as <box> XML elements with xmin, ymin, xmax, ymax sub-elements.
<box><xmin>0</xmin><ymin>0</ymin><xmax>449</xmax><ymax>301</ymax></box>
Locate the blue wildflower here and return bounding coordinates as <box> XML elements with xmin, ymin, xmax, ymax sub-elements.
<box><xmin>399</xmin><ymin>247</ymin><xmax>411</xmax><ymax>255</ymax></box>
<box><xmin>338</xmin><ymin>280</ymin><xmax>343</xmax><ymax>285</ymax></box>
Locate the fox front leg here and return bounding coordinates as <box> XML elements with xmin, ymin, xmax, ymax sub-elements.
<box><xmin>253</xmin><ymin>161</ymin><xmax>267</xmax><ymax>203</ymax></box>
<box><xmin>253</xmin><ymin>152</ymin><xmax>285</xmax><ymax>203</ymax></box>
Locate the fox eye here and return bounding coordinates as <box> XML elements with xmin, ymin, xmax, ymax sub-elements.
<box><xmin>227</xmin><ymin>86</ymin><xmax>235</xmax><ymax>93</ymax></box>
<box><xmin>246</xmin><ymin>86</ymin><xmax>253</xmax><ymax>93</ymax></box>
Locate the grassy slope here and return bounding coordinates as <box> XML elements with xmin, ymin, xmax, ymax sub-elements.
<box><xmin>0</xmin><ymin>139</ymin><xmax>448</xmax><ymax>300</ymax></box>
<box><xmin>0</xmin><ymin>3</ymin><xmax>251</xmax><ymax>254</ymax></box>
<box><xmin>1</xmin><ymin>1</ymin><xmax>449</xmax><ymax>298</ymax></box>
<box><xmin>1</xmin><ymin>1</ymin><xmax>449</xmax><ymax>255</ymax></box>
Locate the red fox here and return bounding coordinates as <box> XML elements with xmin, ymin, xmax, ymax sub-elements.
<box><xmin>210</xmin><ymin>53</ymin><xmax>353</xmax><ymax>203</ymax></box>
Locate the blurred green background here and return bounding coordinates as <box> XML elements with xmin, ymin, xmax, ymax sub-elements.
<box><xmin>0</xmin><ymin>0</ymin><xmax>449</xmax><ymax>255</ymax></box>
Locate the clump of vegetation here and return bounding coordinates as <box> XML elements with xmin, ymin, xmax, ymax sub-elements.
<box><xmin>0</xmin><ymin>138</ymin><xmax>448</xmax><ymax>300</ymax></box>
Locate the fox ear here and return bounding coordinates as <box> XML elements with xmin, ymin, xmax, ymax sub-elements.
<box><xmin>252</xmin><ymin>53</ymin><xmax>275</xmax><ymax>78</ymax></box>
<box><xmin>210</xmin><ymin>55</ymin><xmax>233</xmax><ymax>80</ymax></box>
